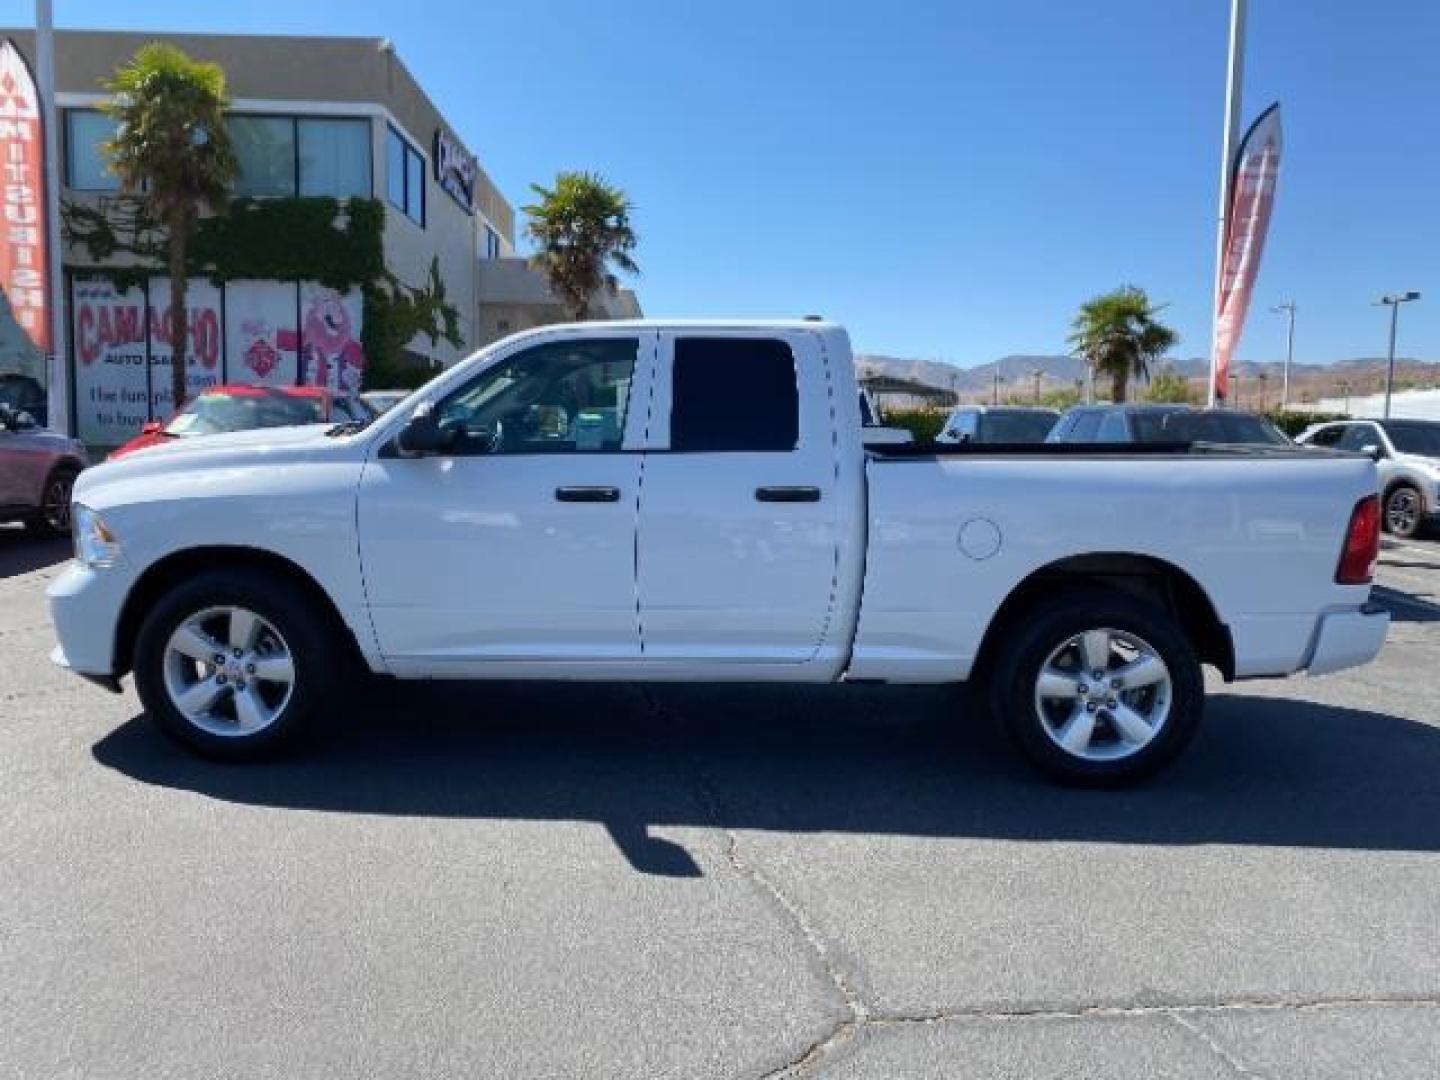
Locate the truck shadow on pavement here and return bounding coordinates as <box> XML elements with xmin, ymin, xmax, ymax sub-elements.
<box><xmin>0</xmin><ymin>528</ymin><xmax>69</xmax><ymax>579</ymax></box>
<box><xmin>91</xmin><ymin>681</ymin><xmax>1440</xmax><ymax>876</ymax></box>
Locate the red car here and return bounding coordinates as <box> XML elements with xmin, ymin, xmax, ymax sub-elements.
<box><xmin>109</xmin><ymin>385</ymin><xmax>372</xmax><ymax>460</ymax></box>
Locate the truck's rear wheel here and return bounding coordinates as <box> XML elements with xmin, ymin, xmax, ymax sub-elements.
<box><xmin>988</xmin><ymin>588</ymin><xmax>1203</xmax><ymax>785</ymax></box>
<box><xmin>134</xmin><ymin>568</ymin><xmax>335</xmax><ymax>760</ymax></box>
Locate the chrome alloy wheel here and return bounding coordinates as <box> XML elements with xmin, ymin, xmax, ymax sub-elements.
<box><xmin>1032</xmin><ymin>627</ymin><xmax>1172</xmax><ymax>762</ymax></box>
<box><xmin>162</xmin><ymin>606</ymin><xmax>296</xmax><ymax>737</ymax></box>
<box><xmin>1386</xmin><ymin>488</ymin><xmax>1419</xmax><ymax>536</ymax></box>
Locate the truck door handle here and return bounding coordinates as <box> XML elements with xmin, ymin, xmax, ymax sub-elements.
<box><xmin>755</xmin><ymin>486</ymin><xmax>821</xmax><ymax>503</ymax></box>
<box><xmin>555</xmin><ymin>486</ymin><xmax>621</xmax><ymax>503</ymax></box>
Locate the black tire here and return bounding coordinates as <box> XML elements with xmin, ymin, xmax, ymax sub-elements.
<box><xmin>24</xmin><ymin>464</ymin><xmax>78</xmax><ymax>537</ymax></box>
<box><xmin>133</xmin><ymin>568</ymin><xmax>338</xmax><ymax>760</ymax></box>
<box><xmin>987</xmin><ymin>587</ymin><xmax>1204</xmax><ymax>786</ymax></box>
<box><xmin>1383</xmin><ymin>483</ymin><xmax>1423</xmax><ymax>539</ymax></box>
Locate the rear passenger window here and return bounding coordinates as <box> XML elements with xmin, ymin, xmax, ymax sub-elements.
<box><xmin>671</xmin><ymin>337</ymin><xmax>798</xmax><ymax>452</ymax></box>
<box><xmin>1069</xmin><ymin>412</ymin><xmax>1101</xmax><ymax>441</ymax></box>
<box><xmin>1096</xmin><ymin>412</ymin><xmax>1129</xmax><ymax>442</ymax></box>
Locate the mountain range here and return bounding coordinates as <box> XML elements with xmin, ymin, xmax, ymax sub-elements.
<box><xmin>855</xmin><ymin>352</ymin><xmax>1440</xmax><ymax>403</ymax></box>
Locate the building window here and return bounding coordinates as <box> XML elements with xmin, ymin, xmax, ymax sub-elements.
<box><xmin>386</xmin><ymin>125</ymin><xmax>425</xmax><ymax>226</ymax></box>
<box><xmin>65</xmin><ymin>109</ymin><xmax>120</xmax><ymax>191</ymax></box>
<box><xmin>482</xmin><ymin>224</ymin><xmax>502</xmax><ymax>259</ymax></box>
<box><xmin>670</xmin><ymin>338</ymin><xmax>798</xmax><ymax>452</ymax></box>
<box><xmin>229</xmin><ymin>115</ymin><xmax>372</xmax><ymax>199</ymax></box>
<box><xmin>298</xmin><ymin>118</ymin><xmax>371</xmax><ymax>198</ymax></box>
<box><xmin>231</xmin><ymin>115</ymin><xmax>296</xmax><ymax>197</ymax></box>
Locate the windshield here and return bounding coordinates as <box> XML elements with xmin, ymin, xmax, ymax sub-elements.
<box><xmin>1384</xmin><ymin>421</ymin><xmax>1440</xmax><ymax>457</ymax></box>
<box><xmin>165</xmin><ymin>390</ymin><xmax>325</xmax><ymax>437</ymax></box>
<box><xmin>363</xmin><ymin>391</ymin><xmax>411</xmax><ymax>415</ymax></box>
<box><xmin>0</xmin><ymin>375</ymin><xmax>43</xmax><ymax>409</ymax></box>
<box><xmin>1132</xmin><ymin>410</ymin><xmax>1289</xmax><ymax>445</ymax></box>
<box><xmin>978</xmin><ymin>411</ymin><xmax>1058</xmax><ymax>443</ymax></box>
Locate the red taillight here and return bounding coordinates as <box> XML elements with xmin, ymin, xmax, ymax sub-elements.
<box><xmin>1336</xmin><ymin>495</ymin><xmax>1380</xmax><ymax>584</ymax></box>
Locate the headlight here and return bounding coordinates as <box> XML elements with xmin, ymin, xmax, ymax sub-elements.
<box><xmin>72</xmin><ymin>504</ymin><xmax>120</xmax><ymax>568</ymax></box>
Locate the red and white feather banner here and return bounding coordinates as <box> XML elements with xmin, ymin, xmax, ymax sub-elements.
<box><xmin>1214</xmin><ymin>102</ymin><xmax>1282</xmax><ymax>403</ymax></box>
<box><xmin>0</xmin><ymin>38</ymin><xmax>50</xmax><ymax>354</ymax></box>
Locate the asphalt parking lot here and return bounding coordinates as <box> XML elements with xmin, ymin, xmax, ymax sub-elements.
<box><xmin>2</xmin><ymin>529</ymin><xmax>1438</xmax><ymax>1079</ymax></box>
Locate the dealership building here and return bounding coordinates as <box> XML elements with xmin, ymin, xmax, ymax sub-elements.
<box><xmin>0</xmin><ymin>29</ymin><xmax>640</xmax><ymax>443</ymax></box>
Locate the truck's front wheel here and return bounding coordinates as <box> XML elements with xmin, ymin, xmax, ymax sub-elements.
<box><xmin>134</xmin><ymin>568</ymin><xmax>336</xmax><ymax>760</ymax></box>
<box><xmin>989</xmin><ymin>588</ymin><xmax>1203</xmax><ymax>785</ymax></box>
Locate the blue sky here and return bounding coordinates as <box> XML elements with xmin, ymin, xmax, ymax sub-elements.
<box><xmin>38</xmin><ymin>0</ymin><xmax>1440</xmax><ymax>366</ymax></box>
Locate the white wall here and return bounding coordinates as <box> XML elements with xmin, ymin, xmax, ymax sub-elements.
<box><xmin>1314</xmin><ymin>389</ymin><xmax>1440</xmax><ymax>420</ymax></box>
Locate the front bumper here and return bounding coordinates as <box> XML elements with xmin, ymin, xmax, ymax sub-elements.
<box><xmin>46</xmin><ymin>560</ymin><xmax>130</xmax><ymax>685</ymax></box>
<box><xmin>49</xmin><ymin>644</ymin><xmax>123</xmax><ymax>693</ymax></box>
<box><xmin>1306</xmin><ymin>603</ymin><xmax>1390</xmax><ymax>677</ymax></box>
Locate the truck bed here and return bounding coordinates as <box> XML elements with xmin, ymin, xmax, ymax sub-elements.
<box><xmin>868</xmin><ymin>441</ymin><xmax>1349</xmax><ymax>459</ymax></box>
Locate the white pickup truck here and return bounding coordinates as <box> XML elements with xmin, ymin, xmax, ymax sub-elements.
<box><xmin>49</xmin><ymin>321</ymin><xmax>1389</xmax><ymax>783</ymax></box>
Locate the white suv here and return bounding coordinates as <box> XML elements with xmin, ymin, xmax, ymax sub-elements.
<box><xmin>1298</xmin><ymin>419</ymin><xmax>1440</xmax><ymax>539</ymax></box>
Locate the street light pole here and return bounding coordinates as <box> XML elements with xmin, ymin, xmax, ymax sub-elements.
<box><xmin>1376</xmin><ymin>291</ymin><xmax>1421</xmax><ymax>419</ymax></box>
<box><xmin>1032</xmin><ymin>369</ymin><xmax>1043</xmax><ymax>405</ymax></box>
<box><xmin>992</xmin><ymin>362</ymin><xmax>1001</xmax><ymax>406</ymax></box>
<box><xmin>35</xmin><ymin>0</ymin><xmax>69</xmax><ymax>435</ymax></box>
<box><xmin>1270</xmin><ymin>301</ymin><xmax>1296</xmax><ymax>412</ymax></box>
<box><xmin>1207</xmin><ymin>0</ymin><xmax>1248</xmax><ymax>408</ymax></box>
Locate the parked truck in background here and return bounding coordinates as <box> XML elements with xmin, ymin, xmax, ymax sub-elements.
<box><xmin>49</xmin><ymin>321</ymin><xmax>1388</xmax><ymax>784</ymax></box>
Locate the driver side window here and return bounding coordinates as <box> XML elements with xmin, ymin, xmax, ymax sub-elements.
<box><xmin>435</xmin><ymin>337</ymin><xmax>639</xmax><ymax>456</ymax></box>
<box><xmin>1335</xmin><ymin>424</ymin><xmax>1378</xmax><ymax>453</ymax></box>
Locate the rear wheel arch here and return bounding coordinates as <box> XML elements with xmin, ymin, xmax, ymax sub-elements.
<box><xmin>115</xmin><ymin>546</ymin><xmax>366</xmax><ymax>678</ymax></box>
<box><xmin>971</xmin><ymin>552</ymin><xmax>1234</xmax><ymax>685</ymax></box>
<box><xmin>1381</xmin><ymin>476</ymin><xmax>1424</xmax><ymax>510</ymax></box>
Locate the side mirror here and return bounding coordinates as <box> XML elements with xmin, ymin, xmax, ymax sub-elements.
<box><xmin>141</xmin><ymin>421</ymin><xmax>162</xmax><ymax>435</ymax></box>
<box><xmin>394</xmin><ymin>403</ymin><xmax>444</xmax><ymax>458</ymax></box>
<box><xmin>1360</xmin><ymin>443</ymin><xmax>1383</xmax><ymax>461</ymax></box>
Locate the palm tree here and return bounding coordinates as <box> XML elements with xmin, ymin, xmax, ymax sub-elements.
<box><xmin>523</xmin><ymin>172</ymin><xmax>638</xmax><ymax>322</ymax></box>
<box><xmin>104</xmin><ymin>43</ymin><xmax>237</xmax><ymax>413</ymax></box>
<box><xmin>1067</xmin><ymin>286</ymin><xmax>1179</xmax><ymax>403</ymax></box>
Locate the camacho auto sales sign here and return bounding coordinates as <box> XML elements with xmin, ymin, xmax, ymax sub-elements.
<box><xmin>0</xmin><ymin>38</ymin><xmax>49</xmax><ymax>355</ymax></box>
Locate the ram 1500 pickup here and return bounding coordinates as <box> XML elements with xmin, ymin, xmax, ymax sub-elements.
<box><xmin>48</xmin><ymin>321</ymin><xmax>1389</xmax><ymax>783</ymax></box>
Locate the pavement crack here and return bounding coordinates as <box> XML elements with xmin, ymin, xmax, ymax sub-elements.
<box><xmin>632</xmin><ymin>686</ymin><xmax>869</xmax><ymax>1079</ymax></box>
<box><xmin>1168</xmin><ymin>1012</ymin><xmax>1267</xmax><ymax>1079</ymax></box>
<box><xmin>865</xmin><ymin>994</ymin><xmax>1440</xmax><ymax>1026</ymax></box>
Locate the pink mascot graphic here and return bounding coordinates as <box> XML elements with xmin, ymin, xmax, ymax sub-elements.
<box><xmin>301</xmin><ymin>289</ymin><xmax>364</xmax><ymax>394</ymax></box>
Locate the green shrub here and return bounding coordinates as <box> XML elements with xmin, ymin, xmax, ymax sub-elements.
<box><xmin>881</xmin><ymin>408</ymin><xmax>947</xmax><ymax>445</ymax></box>
<box><xmin>1262</xmin><ymin>410</ymin><xmax>1348</xmax><ymax>438</ymax></box>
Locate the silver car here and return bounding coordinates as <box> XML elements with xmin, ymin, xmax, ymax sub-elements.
<box><xmin>0</xmin><ymin>403</ymin><xmax>88</xmax><ymax>536</ymax></box>
<box><xmin>1297</xmin><ymin>418</ymin><xmax>1440</xmax><ymax>539</ymax></box>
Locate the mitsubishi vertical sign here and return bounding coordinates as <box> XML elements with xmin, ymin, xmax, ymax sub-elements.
<box><xmin>0</xmin><ymin>38</ymin><xmax>49</xmax><ymax>355</ymax></box>
<box><xmin>1213</xmin><ymin>102</ymin><xmax>1282</xmax><ymax>403</ymax></box>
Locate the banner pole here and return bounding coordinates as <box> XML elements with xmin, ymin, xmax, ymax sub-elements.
<box><xmin>1208</xmin><ymin>0</ymin><xmax>1246</xmax><ymax>408</ymax></box>
<box><xmin>34</xmin><ymin>0</ymin><xmax>68</xmax><ymax>435</ymax></box>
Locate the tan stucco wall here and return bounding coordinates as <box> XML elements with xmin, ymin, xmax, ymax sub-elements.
<box><xmin>476</xmin><ymin>259</ymin><xmax>644</xmax><ymax>348</ymax></box>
